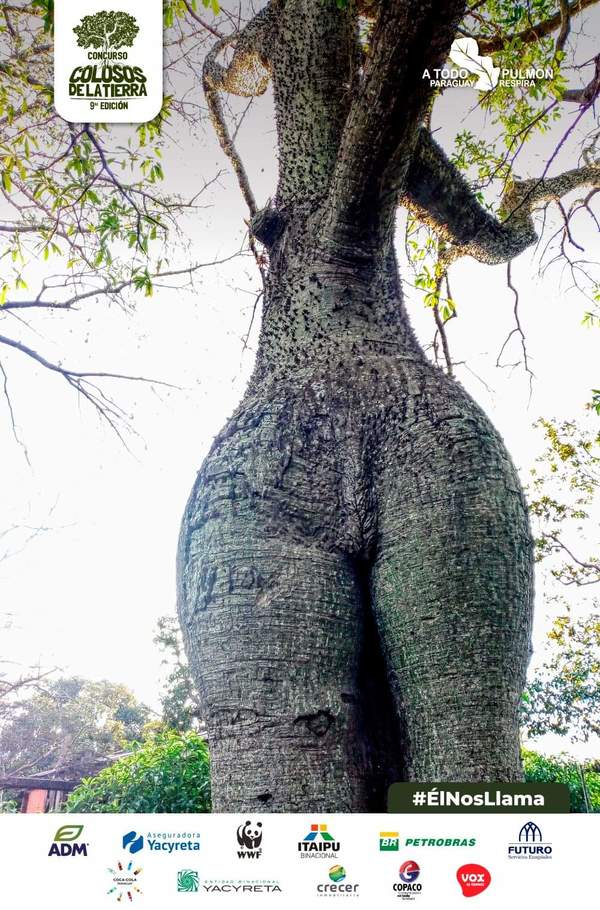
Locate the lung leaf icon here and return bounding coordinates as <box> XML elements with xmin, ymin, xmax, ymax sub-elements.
<box><xmin>449</xmin><ymin>38</ymin><xmax>500</xmax><ymax>90</ymax></box>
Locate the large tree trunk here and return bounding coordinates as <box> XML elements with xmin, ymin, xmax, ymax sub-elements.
<box><xmin>177</xmin><ymin>0</ymin><xmax>534</xmax><ymax>811</ymax></box>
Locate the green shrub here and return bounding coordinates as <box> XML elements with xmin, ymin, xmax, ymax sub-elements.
<box><xmin>64</xmin><ymin>730</ymin><xmax>211</xmax><ymax>813</ymax></box>
<box><xmin>523</xmin><ymin>748</ymin><xmax>600</xmax><ymax>812</ymax></box>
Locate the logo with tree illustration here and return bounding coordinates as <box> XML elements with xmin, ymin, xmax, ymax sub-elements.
<box><xmin>68</xmin><ymin>9</ymin><xmax>148</xmax><ymax>112</ymax></box>
<box><xmin>73</xmin><ymin>11</ymin><xmax>140</xmax><ymax>53</ymax></box>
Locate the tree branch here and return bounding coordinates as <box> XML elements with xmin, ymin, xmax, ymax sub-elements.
<box><xmin>321</xmin><ymin>0</ymin><xmax>467</xmax><ymax>252</ymax></box>
<box><xmin>475</xmin><ymin>0</ymin><xmax>600</xmax><ymax>54</ymax></box>
<box><xmin>402</xmin><ymin>128</ymin><xmax>600</xmax><ymax>266</ymax></box>
<box><xmin>0</xmin><ymin>333</ymin><xmax>175</xmax><ymax>446</ymax></box>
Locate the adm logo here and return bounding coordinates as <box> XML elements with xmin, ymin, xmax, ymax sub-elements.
<box><xmin>48</xmin><ymin>824</ymin><xmax>88</xmax><ymax>857</ymax></box>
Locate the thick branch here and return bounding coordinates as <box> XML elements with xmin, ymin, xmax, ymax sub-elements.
<box><xmin>476</xmin><ymin>0</ymin><xmax>600</xmax><ymax>53</ymax></box>
<box><xmin>563</xmin><ymin>53</ymin><xmax>600</xmax><ymax>104</ymax></box>
<box><xmin>321</xmin><ymin>0</ymin><xmax>467</xmax><ymax>251</ymax></box>
<box><xmin>402</xmin><ymin>128</ymin><xmax>600</xmax><ymax>265</ymax></box>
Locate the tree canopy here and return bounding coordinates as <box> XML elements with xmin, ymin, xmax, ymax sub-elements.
<box><xmin>0</xmin><ymin>676</ymin><xmax>153</xmax><ymax>779</ymax></box>
<box><xmin>73</xmin><ymin>12</ymin><xmax>140</xmax><ymax>52</ymax></box>
<box><xmin>64</xmin><ymin>729</ymin><xmax>211</xmax><ymax>812</ymax></box>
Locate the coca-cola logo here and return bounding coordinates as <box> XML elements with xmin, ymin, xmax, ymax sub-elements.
<box><xmin>456</xmin><ymin>864</ymin><xmax>491</xmax><ymax>898</ymax></box>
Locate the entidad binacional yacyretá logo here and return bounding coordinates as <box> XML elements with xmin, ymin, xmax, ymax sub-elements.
<box><xmin>48</xmin><ymin>824</ymin><xmax>89</xmax><ymax>857</ymax></box>
<box><xmin>53</xmin><ymin>0</ymin><xmax>163</xmax><ymax>123</ymax></box>
<box><xmin>177</xmin><ymin>869</ymin><xmax>200</xmax><ymax>893</ymax></box>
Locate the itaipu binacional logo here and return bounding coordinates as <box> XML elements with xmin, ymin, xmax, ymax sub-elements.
<box><xmin>507</xmin><ymin>821</ymin><xmax>553</xmax><ymax>859</ymax></box>
<box><xmin>298</xmin><ymin>823</ymin><xmax>340</xmax><ymax>859</ymax></box>
<box><xmin>48</xmin><ymin>824</ymin><xmax>89</xmax><ymax>857</ymax></box>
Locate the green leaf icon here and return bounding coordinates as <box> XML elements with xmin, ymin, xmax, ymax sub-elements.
<box><xmin>54</xmin><ymin>824</ymin><xmax>83</xmax><ymax>842</ymax></box>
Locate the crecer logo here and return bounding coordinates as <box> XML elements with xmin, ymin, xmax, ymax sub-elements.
<box><xmin>48</xmin><ymin>825</ymin><xmax>88</xmax><ymax>857</ymax></box>
<box><xmin>456</xmin><ymin>864</ymin><xmax>491</xmax><ymax>898</ymax></box>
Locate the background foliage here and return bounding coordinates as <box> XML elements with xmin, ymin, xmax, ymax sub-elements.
<box><xmin>64</xmin><ymin>730</ymin><xmax>211</xmax><ymax>813</ymax></box>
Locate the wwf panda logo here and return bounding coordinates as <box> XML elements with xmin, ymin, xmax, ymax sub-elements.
<box><xmin>237</xmin><ymin>820</ymin><xmax>263</xmax><ymax>850</ymax></box>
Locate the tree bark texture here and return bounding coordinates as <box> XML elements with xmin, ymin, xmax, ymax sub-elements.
<box><xmin>177</xmin><ymin>0</ymin><xmax>534</xmax><ymax>811</ymax></box>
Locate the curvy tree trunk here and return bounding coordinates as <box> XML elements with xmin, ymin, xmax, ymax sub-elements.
<box><xmin>177</xmin><ymin>0</ymin><xmax>534</xmax><ymax>812</ymax></box>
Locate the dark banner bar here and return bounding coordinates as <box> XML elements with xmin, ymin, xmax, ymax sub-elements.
<box><xmin>388</xmin><ymin>782</ymin><xmax>571</xmax><ymax>813</ymax></box>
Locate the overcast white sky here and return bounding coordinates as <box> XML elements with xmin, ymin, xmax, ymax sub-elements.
<box><xmin>1</xmin><ymin>7</ymin><xmax>599</xmax><ymax>761</ymax></box>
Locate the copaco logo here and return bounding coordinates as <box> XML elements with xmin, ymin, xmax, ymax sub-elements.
<box><xmin>393</xmin><ymin>860</ymin><xmax>422</xmax><ymax>900</ymax></box>
<box><xmin>48</xmin><ymin>824</ymin><xmax>88</xmax><ymax>857</ymax></box>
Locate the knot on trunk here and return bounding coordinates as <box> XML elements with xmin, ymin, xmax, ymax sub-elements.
<box><xmin>250</xmin><ymin>205</ymin><xmax>285</xmax><ymax>248</ymax></box>
<box><xmin>293</xmin><ymin>709</ymin><xmax>335</xmax><ymax>737</ymax></box>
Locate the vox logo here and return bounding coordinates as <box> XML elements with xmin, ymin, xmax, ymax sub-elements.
<box><xmin>456</xmin><ymin>864</ymin><xmax>491</xmax><ymax>898</ymax></box>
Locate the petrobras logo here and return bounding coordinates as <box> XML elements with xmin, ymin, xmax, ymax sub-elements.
<box><xmin>48</xmin><ymin>824</ymin><xmax>89</xmax><ymax>857</ymax></box>
<box><xmin>508</xmin><ymin>821</ymin><xmax>553</xmax><ymax>859</ymax></box>
<box><xmin>297</xmin><ymin>823</ymin><xmax>340</xmax><ymax>859</ymax></box>
<box><xmin>379</xmin><ymin>831</ymin><xmax>400</xmax><ymax>851</ymax></box>
<box><xmin>404</xmin><ymin>836</ymin><xmax>476</xmax><ymax>848</ymax></box>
